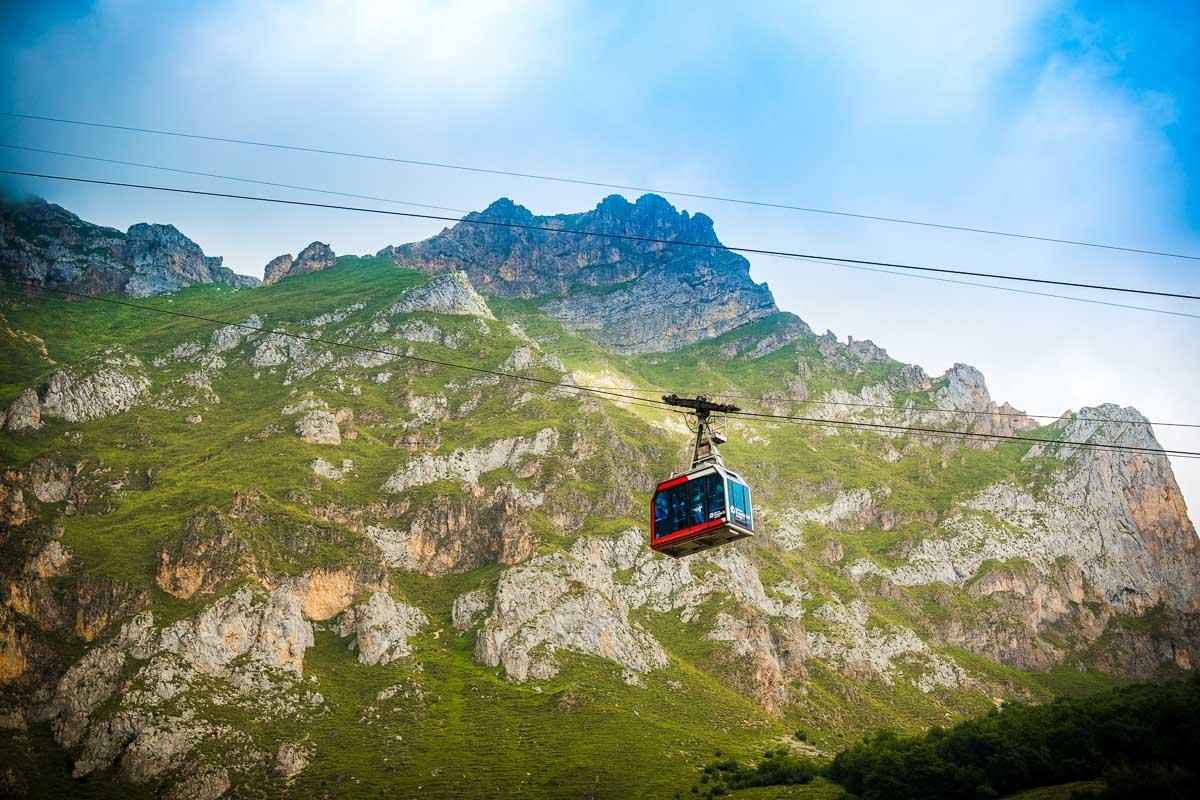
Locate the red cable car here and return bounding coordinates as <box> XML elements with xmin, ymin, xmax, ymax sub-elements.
<box><xmin>650</xmin><ymin>395</ymin><xmax>755</xmax><ymax>558</ymax></box>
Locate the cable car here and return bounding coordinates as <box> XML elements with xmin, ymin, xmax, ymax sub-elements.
<box><xmin>650</xmin><ymin>395</ymin><xmax>754</xmax><ymax>558</ymax></box>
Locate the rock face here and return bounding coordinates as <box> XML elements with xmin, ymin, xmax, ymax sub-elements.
<box><xmin>3</xmin><ymin>388</ymin><xmax>41</xmax><ymax>433</ymax></box>
<box><xmin>849</xmin><ymin>405</ymin><xmax>1200</xmax><ymax>617</ymax></box>
<box><xmin>381</xmin><ymin>428</ymin><xmax>558</xmax><ymax>493</ymax></box>
<box><xmin>366</xmin><ymin>486</ymin><xmax>539</xmax><ymax>575</ymax></box>
<box><xmin>262</xmin><ymin>253</ymin><xmax>294</xmax><ymax>286</ymax></box>
<box><xmin>0</xmin><ymin>198</ymin><xmax>259</xmax><ymax>298</ymax></box>
<box><xmin>161</xmin><ymin>766</ymin><xmax>230</xmax><ymax>800</ymax></box>
<box><xmin>379</xmin><ymin>194</ymin><xmax>777</xmax><ymax>352</ymax></box>
<box><xmin>336</xmin><ymin>592</ymin><xmax>427</xmax><ymax>665</ymax></box>
<box><xmin>272</xmin><ymin>741</ymin><xmax>311</xmax><ymax>779</ymax></box>
<box><xmin>39</xmin><ymin>350</ymin><xmax>151</xmax><ymax>422</ymax></box>
<box><xmin>806</xmin><ymin>358</ymin><xmax>1036</xmax><ymax>448</ymax></box>
<box><xmin>261</xmin><ymin>241</ymin><xmax>336</xmax><ymax>285</ymax></box>
<box><xmin>474</xmin><ymin>541</ymin><xmax>670</xmax><ymax>682</ymax></box>
<box><xmin>37</xmin><ymin>587</ymin><xmax>319</xmax><ymax>787</ymax></box>
<box><xmin>157</xmin><ymin>586</ymin><xmax>314</xmax><ymax>675</ymax></box>
<box><xmin>388</xmin><ymin>271</ymin><xmax>495</xmax><ymax>318</ymax></box>
<box><xmin>296</xmin><ymin>410</ymin><xmax>341</xmax><ymax>445</ymax></box>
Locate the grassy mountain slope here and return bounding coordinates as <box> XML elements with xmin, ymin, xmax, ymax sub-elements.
<box><xmin>1</xmin><ymin>245</ymin><xmax>1195</xmax><ymax>800</ymax></box>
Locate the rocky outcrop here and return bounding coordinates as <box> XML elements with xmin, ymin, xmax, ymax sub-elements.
<box><xmin>926</xmin><ymin>363</ymin><xmax>1038</xmax><ymax>439</ymax></box>
<box><xmin>809</xmin><ymin>360</ymin><xmax>1035</xmax><ymax>449</ymax></box>
<box><xmin>852</xmin><ymin>405</ymin><xmax>1200</xmax><ymax>618</ymax></box>
<box><xmin>718</xmin><ymin>314</ymin><xmax>813</xmax><ymax>360</ymax></box>
<box><xmin>336</xmin><ymin>592</ymin><xmax>427</xmax><ymax>665</ymax></box>
<box><xmin>162</xmin><ymin>766</ymin><xmax>230</xmax><ymax>800</ymax></box>
<box><xmin>366</xmin><ymin>485</ymin><xmax>538</xmax><ymax>575</ymax></box>
<box><xmin>381</xmin><ymin>428</ymin><xmax>557</xmax><ymax>493</ymax></box>
<box><xmin>379</xmin><ymin>194</ymin><xmax>777</xmax><ymax>353</ymax></box>
<box><xmin>806</xmin><ymin>599</ymin><xmax>964</xmax><ymax>692</ymax></box>
<box><xmin>291</xmin><ymin>568</ymin><xmax>387</xmax><ymax>621</ymax></box>
<box><xmin>5</xmin><ymin>553</ymin><xmax>147</xmax><ymax>643</ymax></box>
<box><xmin>475</xmin><ymin>556</ymin><xmax>669</xmax><ymax>682</ymax></box>
<box><xmin>156</xmin><ymin>510</ymin><xmax>256</xmax><ymax>600</ymax></box>
<box><xmin>776</xmin><ymin>487</ymin><xmax>896</xmax><ymax>539</ymax></box>
<box><xmin>262</xmin><ymin>242</ymin><xmax>336</xmax><ymax>285</ymax></box>
<box><xmin>120</xmin><ymin>223</ymin><xmax>258</xmax><ymax>296</ymax></box>
<box><xmin>311</xmin><ymin>457</ymin><xmax>354</xmax><ymax>481</ymax></box>
<box><xmin>25</xmin><ymin>455</ymin><xmax>77</xmax><ymax>503</ymax></box>
<box><xmin>38</xmin><ymin>349</ymin><xmax>151</xmax><ymax>422</ymax></box>
<box><xmin>68</xmin><ymin>575</ymin><xmax>150</xmax><ymax>642</ymax></box>
<box><xmin>3</xmin><ymin>388</ymin><xmax>42</xmax><ymax>433</ymax></box>
<box><xmin>296</xmin><ymin>410</ymin><xmax>341</xmax><ymax>445</ymax></box>
<box><xmin>160</xmin><ymin>586</ymin><xmax>314</xmax><ymax>675</ymax></box>
<box><xmin>0</xmin><ymin>605</ymin><xmax>60</xmax><ymax>688</ymax></box>
<box><xmin>388</xmin><ymin>271</ymin><xmax>495</xmax><ymax>318</ymax></box>
<box><xmin>0</xmin><ymin>198</ymin><xmax>258</xmax><ymax>298</ymax></box>
<box><xmin>40</xmin><ymin>586</ymin><xmax>320</xmax><ymax>787</ymax></box>
<box><xmin>706</xmin><ymin>611</ymin><xmax>810</xmax><ymax>712</ymax></box>
<box><xmin>262</xmin><ymin>254</ymin><xmax>293</xmax><ymax>286</ymax></box>
<box><xmin>452</xmin><ymin>589</ymin><xmax>491</xmax><ymax>631</ymax></box>
<box><xmin>0</xmin><ymin>484</ymin><xmax>29</xmax><ymax>530</ymax></box>
<box><xmin>844</xmin><ymin>404</ymin><xmax>1200</xmax><ymax>674</ymax></box>
<box><xmin>272</xmin><ymin>741</ymin><xmax>311</xmax><ymax>780</ymax></box>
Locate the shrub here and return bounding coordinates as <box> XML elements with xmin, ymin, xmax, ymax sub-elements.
<box><xmin>827</xmin><ymin>675</ymin><xmax>1200</xmax><ymax>800</ymax></box>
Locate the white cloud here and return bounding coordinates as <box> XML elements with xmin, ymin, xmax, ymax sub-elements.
<box><xmin>184</xmin><ymin>0</ymin><xmax>578</xmax><ymax>108</ymax></box>
<box><xmin>759</xmin><ymin>0</ymin><xmax>1055</xmax><ymax>116</ymax></box>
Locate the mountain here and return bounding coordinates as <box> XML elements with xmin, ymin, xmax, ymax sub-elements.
<box><xmin>0</xmin><ymin>194</ymin><xmax>1197</xmax><ymax>799</ymax></box>
<box><xmin>378</xmin><ymin>194</ymin><xmax>780</xmax><ymax>353</ymax></box>
<box><xmin>0</xmin><ymin>197</ymin><xmax>260</xmax><ymax>298</ymax></box>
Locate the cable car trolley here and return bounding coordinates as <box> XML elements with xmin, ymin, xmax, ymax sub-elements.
<box><xmin>650</xmin><ymin>394</ymin><xmax>754</xmax><ymax>558</ymax></box>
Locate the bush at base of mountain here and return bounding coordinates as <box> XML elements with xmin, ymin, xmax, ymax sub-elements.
<box><xmin>687</xmin><ymin>750</ymin><xmax>823</xmax><ymax>798</ymax></box>
<box><xmin>826</xmin><ymin>674</ymin><xmax>1199</xmax><ymax>800</ymax></box>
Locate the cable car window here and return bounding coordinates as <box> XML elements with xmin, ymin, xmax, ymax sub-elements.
<box><xmin>690</xmin><ymin>480</ymin><xmax>706</xmax><ymax>526</ymax></box>
<box><xmin>671</xmin><ymin>484</ymin><xmax>689</xmax><ymax>534</ymax></box>
<box><xmin>707</xmin><ymin>473</ymin><xmax>725</xmax><ymax>519</ymax></box>
<box><xmin>727</xmin><ymin>479</ymin><xmax>752</xmax><ymax>527</ymax></box>
<box><xmin>653</xmin><ymin>492</ymin><xmax>670</xmax><ymax>537</ymax></box>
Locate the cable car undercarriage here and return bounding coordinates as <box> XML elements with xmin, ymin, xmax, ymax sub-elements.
<box><xmin>650</xmin><ymin>394</ymin><xmax>754</xmax><ymax>558</ymax></box>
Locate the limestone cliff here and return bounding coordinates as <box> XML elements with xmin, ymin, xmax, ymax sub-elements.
<box><xmin>0</xmin><ymin>197</ymin><xmax>259</xmax><ymax>298</ymax></box>
<box><xmin>379</xmin><ymin>194</ymin><xmax>778</xmax><ymax>353</ymax></box>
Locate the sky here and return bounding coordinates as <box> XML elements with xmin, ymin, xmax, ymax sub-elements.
<box><xmin>2</xmin><ymin>0</ymin><xmax>1198</xmax><ymax>508</ymax></box>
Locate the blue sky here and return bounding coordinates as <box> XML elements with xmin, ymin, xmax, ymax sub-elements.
<box><xmin>2</xmin><ymin>0</ymin><xmax>1199</xmax><ymax>505</ymax></box>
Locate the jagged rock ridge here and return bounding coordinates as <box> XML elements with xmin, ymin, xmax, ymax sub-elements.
<box><xmin>379</xmin><ymin>193</ymin><xmax>779</xmax><ymax>353</ymax></box>
<box><xmin>0</xmin><ymin>197</ymin><xmax>259</xmax><ymax>297</ymax></box>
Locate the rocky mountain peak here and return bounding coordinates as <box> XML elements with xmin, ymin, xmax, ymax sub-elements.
<box><xmin>941</xmin><ymin>363</ymin><xmax>990</xmax><ymax>406</ymax></box>
<box><xmin>380</xmin><ymin>193</ymin><xmax>776</xmax><ymax>353</ymax></box>
<box><xmin>0</xmin><ymin>197</ymin><xmax>259</xmax><ymax>298</ymax></box>
<box><xmin>123</xmin><ymin>222</ymin><xmax>195</xmax><ymax>249</ymax></box>
<box><xmin>262</xmin><ymin>241</ymin><xmax>336</xmax><ymax>285</ymax></box>
<box><xmin>474</xmin><ymin>197</ymin><xmax>535</xmax><ymax>224</ymax></box>
<box><xmin>586</xmin><ymin>193</ymin><xmax>720</xmax><ymax>245</ymax></box>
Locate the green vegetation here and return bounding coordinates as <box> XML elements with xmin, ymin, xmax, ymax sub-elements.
<box><xmin>1</xmin><ymin>252</ymin><xmax>1190</xmax><ymax>799</ymax></box>
<box><xmin>688</xmin><ymin>750</ymin><xmax>823</xmax><ymax>797</ymax></box>
<box><xmin>827</xmin><ymin>675</ymin><xmax>1200</xmax><ymax>800</ymax></box>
